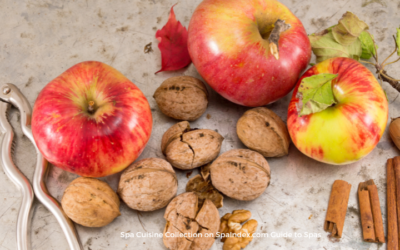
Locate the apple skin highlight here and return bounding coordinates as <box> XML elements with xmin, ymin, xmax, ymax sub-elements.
<box><xmin>188</xmin><ymin>0</ymin><xmax>311</xmax><ymax>107</ymax></box>
<box><xmin>288</xmin><ymin>57</ymin><xmax>388</xmax><ymax>165</ymax></box>
<box><xmin>32</xmin><ymin>61</ymin><xmax>152</xmax><ymax>177</ymax></box>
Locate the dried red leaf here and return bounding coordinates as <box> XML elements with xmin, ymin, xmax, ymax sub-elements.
<box><xmin>155</xmin><ymin>5</ymin><xmax>191</xmax><ymax>74</ymax></box>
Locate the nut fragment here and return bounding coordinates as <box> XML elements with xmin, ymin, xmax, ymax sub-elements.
<box><xmin>154</xmin><ymin>76</ymin><xmax>209</xmax><ymax>121</ymax></box>
<box><xmin>162</xmin><ymin>121</ymin><xmax>224</xmax><ymax>170</ymax></box>
<box><xmin>118</xmin><ymin>158</ymin><xmax>178</xmax><ymax>211</ymax></box>
<box><xmin>219</xmin><ymin>210</ymin><xmax>258</xmax><ymax>250</ymax></box>
<box><xmin>237</xmin><ymin>107</ymin><xmax>290</xmax><ymax>157</ymax></box>
<box><xmin>210</xmin><ymin>149</ymin><xmax>271</xmax><ymax>201</ymax></box>
<box><xmin>200</xmin><ymin>163</ymin><xmax>211</xmax><ymax>180</ymax></box>
<box><xmin>163</xmin><ymin>192</ymin><xmax>220</xmax><ymax>250</ymax></box>
<box><xmin>389</xmin><ymin>117</ymin><xmax>400</xmax><ymax>150</ymax></box>
<box><xmin>61</xmin><ymin>177</ymin><xmax>121</xmax><ymax>227</ymax></box>
<box><xmin>186</xmin><ymin>174</ymin><xmax>223</xmax><ymax>208</ymax></box>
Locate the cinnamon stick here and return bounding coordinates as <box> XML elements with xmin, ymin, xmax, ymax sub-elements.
<box><xmin>367</xmin><ymin>184</ymin><xmax>385</xmax><ymax>243</ymax></box>
<box><xmin>358</xmin><ymin>180</ymin><xmax>385</xmax><ymax>243</ymax></box>
<box><xmin>394</xmin><ymin>157</ymin><xmax>400</xmax><ymax>243</ymax></box>
<box><xmin>324</xmin><ymin>180</ymin><xmax>351</xmax><ymax>238</ymax></box>
<box><xmin>358</xmin><ymin>181</ymin><xmax>375</xmax><ymax>241</ymax></box>
<box><xmin>388</xmin><ymin>158</ymin><xmax>399</xmax><ymax>250</ymax></box>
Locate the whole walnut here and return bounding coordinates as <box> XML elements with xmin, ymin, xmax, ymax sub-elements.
<box><xmin>210</xmin><ymin>149</ymin><xmax>271</xmax><ymax>201</ymax></box>
<box><xmin>237</xmin><ymin>107</ymin><xmax>290</xmax><ymax>157</ymax></box>
<box><xmin>163</xmin><ymin>192</ymin><xmax>220</xmax><ymax>250</ymax></box>
<box><xmin>61</xmin><ymin>177</ymin><xmax>120</xmax><ymax>227</ymax></box>
<box><xmin>154</xmin><ymin>76</ymin><xmax>209</xmax><ymax>121</ymax></box>
<box><xmin>161</xmin><ymin>121</ymin><xmax>224</xmax><ymax>170</ymax></box>
<box><xmin>118</xmin><ymin>158</ymin><xmax>178</xmax><ymax>211</ymax></box>
<box><xmin>389</xmin><ymin>117</ymin><xmax>400</xmax><ymax>150</ymax></box>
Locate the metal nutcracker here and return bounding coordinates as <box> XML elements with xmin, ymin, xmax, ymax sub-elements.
<box><xmin>0</xmin><ymin>83</ymin><xmax>82</xmax><ymax>250</ymax></box>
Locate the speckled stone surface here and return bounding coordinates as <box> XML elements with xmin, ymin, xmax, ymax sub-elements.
<box><xmin>0</xmin><ymin>0</ymin><xmax>399</xmax><ymax>249</ymax></box>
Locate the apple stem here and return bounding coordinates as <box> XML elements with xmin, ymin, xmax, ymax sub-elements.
<box><xmin>268</xmin><ymin>19</ymin><xmax>291</xmax><ymax>60</ymax></box>
<box><xmin>88</xmin><ymin>100</ymin><xmax>95</xmax><ymax>113</ymax></box>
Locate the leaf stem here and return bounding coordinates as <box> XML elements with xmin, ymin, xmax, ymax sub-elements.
<box><xmin>381</xmin><ymin>46</ymin><xmax>397</xmax><ymax>68</ymax></box>
<box><xmin>360</xmin><ymin>60</ymin><xmax>376</xmax><ymax>66</ymax></box>
<box><xmin>382</xmin><ymin>57</ymin><xmax>400</xmax><ymax>68</ymax></box>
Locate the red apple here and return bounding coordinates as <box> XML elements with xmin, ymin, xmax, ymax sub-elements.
<box><xmin>287</xmin><ymin>57</ymin><xmax>388</xmax><ymax>164</ymax></box>
<box><xmin>188</xmin><ymin>0</ymin><xmax>311</xmax><ymax>107</ymax></box>
<box><xmin>32</xmin><ymin>61</ymin><xmax>152</xmax><ymax>177</ymax></box>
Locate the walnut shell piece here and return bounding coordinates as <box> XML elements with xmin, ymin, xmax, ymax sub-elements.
<box><xmin>118</xmin><ymin>158</ymin><xmax>178</xmax><ymax>211</ymax></box>
<box><xmin>154</xmin><ymin>76</ymin><xmax>209</xmax><ymax>121</ymax></box>
<box><xmin>161</xmin><ymin>121</ymin><xmax>224</xmax><ymax>170</ymax></box>
<box><xmin>389</xmin><ymin>117</ymin><xmax>400</xmax><ymax>150</ymax></box>
<box><xmin>200</xmin><ymin>163</ymin><xmax>211</xmax><ymax>180</ymax></box>
<box><xmin>237</xmin><ymin>107</ymin><xmax>290</xmax><ymax>157</ymax></box>
<box><xmin>210</xmin><ymin>149</ymin><xmax>271</xmax><ymax>201</ymax></box>
<box><xmin>186</xmin><ymin>174</ymin><xmax>223</xmax><ymax>208</ymax></box>
<box><xmin>61</xmin><ymin>177</ymin><xmax>121</xmax><ymax>227</ymax></box>
<box><xmin>163</xmin><ymin>192</ymin><xmax>220</xmax><ymax>250</ymax></box>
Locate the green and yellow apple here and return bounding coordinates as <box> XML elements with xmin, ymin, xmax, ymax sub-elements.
<box><xmin>188</xmin><ymin>0</ymin><xmax>311</xmax><ymax>107</ymax></box>
<box><xmin>287</xmin><ymin>57</ymin><xmax>388</xmax><ymax>164</ymax></box>
<box><xmin>32</xmin><ymin>61</ymin><xmax>152</xmax><ymax>177</ymax></box>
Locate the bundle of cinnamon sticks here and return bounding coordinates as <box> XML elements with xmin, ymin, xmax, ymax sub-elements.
<box><xmin>387</xmin><ymin>156</ymin><xmax>400</xmax><ymax>249</ymax></box>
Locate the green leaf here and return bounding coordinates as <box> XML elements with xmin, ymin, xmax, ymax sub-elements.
<box><xmin>332</xmin><ymin>12</ymin><xmax>369</xmax><ymax>46</ymax></box>
<box><xmin>298</xmin><ymin>73</ymin><xmax>338</xmax><ymax>116</ymax></box>
<box><xmin>396</xmin><ymin>28</ymin><xmax>400</xmax><ymax>56</ymax></box>
<box><xmin>359</xmin><ymin>31</ymin><xmax>377</xmax><ymax>59</ymax></box>
<box><xmin>309</xmin><ymin>32</ymin><xmax>362</xmax><ymax>63</ymax></box>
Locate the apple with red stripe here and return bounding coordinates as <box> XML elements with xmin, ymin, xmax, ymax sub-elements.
<box><xmin>287</xmin><ymin>57</ymin><xmax>388</xmax><ymax>164</ymax></box>
<box><xmin>188</xmin><ymin>0</ymin><xmax>311</xmax><ymax>107</ymax></box>
<box><xmin>32</xmin><ymin>61</ymin><xmax>152</xmax><ymax>177</ymax></box>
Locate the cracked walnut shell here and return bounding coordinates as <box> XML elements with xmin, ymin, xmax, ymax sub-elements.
<box><xmin>163</xmin><ymin>192</ymin><xmax>220</xmax><ymax>250</ymax></box>
<box><xmin>161</xmin><ymin>121</ymin><xmax>224</xmax><ymax>170</ymax></box>
<box><xmin>61</xmin><ymin>177</ymin><xmax>121</xmax><ymax>227</ymax></box>
<box><xmin>237</xmin><ymin>107</ymin><xmax>290</xmax><ymax>157</ymax></box>
<box><xmin>210</xmin><ymin>149</ymin><xmax>271</xmax><ymax>201</ymax></box>
<box><xmin>154</xmin><ymin>76</ymin><xmax>209</xmax><ymax>121</ymax></box>
<box><xmin>118</xmin><ymin>158</ymin><xmax>178</xmax><ymax>211</ymax></box>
